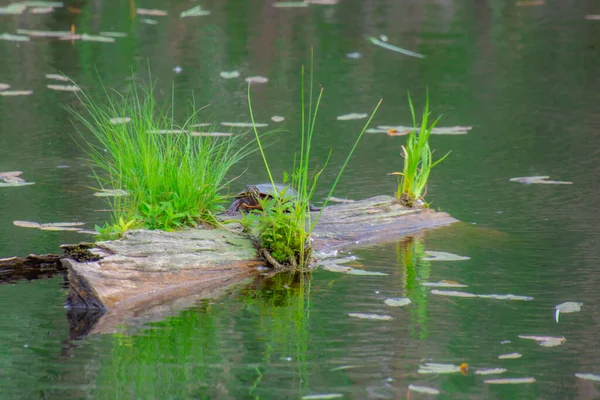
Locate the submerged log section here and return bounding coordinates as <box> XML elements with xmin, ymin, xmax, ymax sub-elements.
<box><xmin>63</xmin><ymin>195</ymin><xmax>457</xmax><ymax>323</ymax></box>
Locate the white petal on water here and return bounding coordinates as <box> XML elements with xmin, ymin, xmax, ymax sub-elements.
<box><xmin>94</xmin><ymin>189</ymin><xmax>129</xmax><ymax>197</ymax></box>
<box><xmin>367</xmin><ymin>36</ymin><xmax>425</xmax><ymax>59</ymax></box>
<box><xmin>555</xmin><ymin>301</ymin><xmax>582</xmax><ymax>313</ymax></box>
<box><xmin>348</xmin><ymin>313</ymin><xmax>392</xmax><ymax>321</ymax></box>
<box><xmin>271</xmin><ymin>115</ymin><xmax>285</xmax><ymax>122</ymax></box>
<box><xmin>100</xmin><ymin>31</ymin><xmax>127</xmax><ymax>37</ymax></box>
<box><xmin>421</xmin><ymin>281</ymin><xmax>467</xmax><ymax>288</ymax></box>
<box><xmin>221</xmin><ymin>122</ymin><xmax>268</xmax><ymax>128</ymax></box>
<box><xmin>421</xmin><ymin>250</ymin><xmax>470</xmax><ymax>261</ymax></box>
<box><xmin>575</xmin><ymin>373</ymin><xmax>600</xmax><ymax>382</ymax></box>
<box><xmin>136</xmin><ymin>8</ymin><xmax>167</xmax><ymax>16</ymax></box>
<box><xmin>45</xmin><ymin>74</ymin><xmax>69</xmax><ymax>81</ymax></box>
<box><xmin>484</xmin><ymin>377</ymin><xmax>535</xmax><ymax>384</ymax></box>
<box><xmin>337</xmin><ymin>113</ymin><xmax>368</xmax><ymax>121</ymax></box>
<box><xmin>220</xmin><ymin>71</ymin><xmax>240</xmax><ymax>79</ymax></box>
<box><xmin>0</xmin><ymin>83</ymin><xmax>10</xmax><ymax>90</ymax></box>
<box><xmin>430</xmin><ymin>290</ymin><xmax>478</xmax><ymax>298</ymax></box>
<box><xmin>190</xmin><ymin>132</ymin><xmax>233</xmax><ymax>137</ymax></box>
<box><xmin>13</xmin><ymin>221</ymin><xmax>43</xmax><ymax>229</ymax></box>
<box><xmin>0</xmin><ymin>33</ymin><xmax>31</xmax><ymax>42</ymax></box>
<box><xmin>180</xmin><ymin>6</ymin><xmax>211</xmax><ymax>17</ymax></box>
<box><xmin>0</xmin><ymin>181</ymin><xmax>35</xmax><ymax>187</ymax></box>
<box><xmin>477</xmin><ymin>294</ymin><xmax>533</xmax><ymax>301</ymax></box>
<box><xmin>245</xmin><ymin>76</ymin><xmax>269</xmax><ymax>84</ymax></box>
<box><xmin>109</xmin><ymin>117</ymin><xmax>131</xmax><ymax>125</ymax></box>
<box><xmin>384</xmin><ymin>298</ymin><xmax>411</xmax><ymax>307</ymax></box>
<box><xmin>475</xmin><ymin>368</ymin><xmax>507</xmax><ymax>375</ymax></box>
<box><xmin>418</xmin><ymin>363</ymin><xmax>461</xmax><ymax>374</ymax></box>
<box><xmin>273</xmin><ymin>2</ymin><xmax>309</xmax><ymax>7</ymax></box>
<box><xmin>509</xmin><ymin>176</ymin><xmax>572</xmax><ymax>185</ymax></box>
<box><xmin>518</xmin><ymin>335</ymin><xmax>566</xmax><ymax>347</ymax></box>
<box><xmin>498</xmin><ymin>353</ymin><xmax>522</xmax><ymax>359</ymax></box>
<box><xmin>47</xmin><ymin>84</ymin><xmax>81</xmax><ymax>92</ymax></box>
<box><xmin>0</xmin><ymin>90</ymin><xmax>33</xmax><ymax>96</ymax></box>
<box><xmin>301</xmin><ymin>394</ymin><xmax>343</xmax><ymax>400</ymax></box>
<box><xmin>346</xmin><ymin>52</ymin><xmax>361</xmax><ymax>59</ymax></box>
<box><xmin>407</xmin><ymin>385</ymin><xmax>439</xmax><ymax>395</ymax></box>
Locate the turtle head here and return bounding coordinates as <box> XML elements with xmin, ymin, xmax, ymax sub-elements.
<box><xmin>245</xmin><ymin>185</ymin><xmax>260</xmax><ymax>202</ymax></box>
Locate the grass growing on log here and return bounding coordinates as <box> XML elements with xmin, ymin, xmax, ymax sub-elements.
<box><xmin>244</xmin><ymin>54</ymin><xmax>381</xmax><ymax>269</ymax></box>
<box><xmin>394</xmin><ymin>93</ymin><xmax>450</xmax><ymax>207</ymax></box>
<box><xmin>71</xmin><ymin>82</ymin><xmax>251</xmax><ymax>239</ymax></box>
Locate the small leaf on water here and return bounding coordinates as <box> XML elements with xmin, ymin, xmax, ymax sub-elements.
<box><xmin>140</xmin><ymin>18</ymin><xmax>158</xmax><ymax>25</ymax></box>
<box><xmin>348</xmin><ymin>313</ymin><xmax>392</xmax><ymax>321</ymax></box>
<box><xmin>421</xmin><ymin>281</ymin><xmax>467</xmax><ymax>288</ymax></box>
<box><xmin>555</xmin><ymin>301</ymin><xmax>582</xmax><ymax>313</ymax></box>
<box><xmin>475</xmin><ymin>368</ymin><xmax>507</xmax><ymax>375</ymax></box>
<box><xmin>13</xmin><ymin>221</ymin><xmax>42</xmax><ymax>228</ymax></box>
<box><xmin>220</xmin><ymin>71</ymin><xmax>240</xmax><ymax>79</ymax></box>
<box><xmin>94</xmin><ymin>189</ymin><xmax>129</xmax><ymax>197</ymax></box>
<box><xmin>430</xmin><ymin>290</ymin><xmax>478</xmax><ymax>298</ymax></box>
<box><xmin>45</xmin><ymin>74</ymin><xmax>69</xmax><ymax>81</ymax></box>
<box><xmin>0</xmin><ymin>182</ymin><xmax>35</xmax><ymax>187</ymax></box>
<box><xmin>418</xmin><ymin>363</ymin><xmax>462</xmax><ymax>374</ymax></box>
<box><xmin>0</xmin><ymin>90</ymin><xmax>33</xmax><ymax>96</ymax></box>
<box><xmin>422</xmin><ymin>250</ymin><xmax>470</xmax><ymax>261</ymax></box>
<box><xmin>245</xmin><ymin>76</ymin><xmax>269</xmax><ymax>84</ymax></box>
<box><xmin>0</xmin><ymin>83</ymin><xmax>10</xmax><ymax>90</ymax></box>
<box><xmin>109</xmin><ymin>117</ymin><xmax>131</xmax><ymax>125</ymax></box>
<box><xmin>273</xmin><ymin>2</ymin><xmax>309</xmax><ymax>7</ymax></box>
<box><xmin>136</xmin><ymin>8</ymin><xmax>167</xmax><ymax>16</ymax></box>
<box><xmin>407</xmin><ymin>384</ymin><xmax>439</xmax><ymax>395</ymax></box>
<box><xmin>221</xmin><ymin>122</ymin><xmax>268</xmax><ymax>128</ymax></box>
<box><xmin>384</xmin><ymin>298</ymin><xmax>411</xmax><ymax>307</ymax></box>
<box><xmin>509</xmin><ymin>176</ymin><xmax>572</xmax><ymax>185</ymax></box>
<box><xmin>0</xmin><ymin>33</ymin><xmax>31</xmax><ymax>42</ymax></box>
<box><xmin>271</xmin><ymin>115</ymin><xmax>285</xmax><ymax>122</ymax></box>
<box><xmin>346</xmin><ymin>52</ymin><xmax>361</xmax><ymax>59</ymax></box>
<box><xmin>337</xmin><ymin>113</ymin><xmax>368</xmax><ymax>121</ymax></box>
<box><xmin>301</xmin><ymin>394</ymin><xmax>343</xmax><ymax>400</ymax></box>
<box><xmin>498</xmin><ymin>353</ymin><xmax>522</xmax><ymax>359</ymax></box>
<box><xmin>100</xmin><ymin>31</ymin><xmax>127</xmax><ymax>37</ymax></box>
<box><xmin>484</xmin><ymin>377</ymin><xmax>535</xmax><ymax>384</ymax></box>
<box><xmin>180</xmin><ymin>6</ymin><xmax>211</xmax><ymax>17</ymax></box>
<box><xmin>575</xmin><ymin>373</ymin><xmax>600</xmax><ymax>382</ymax></box>
<box><xmin>518</xmin><ymin>335</ymin><xmax>566</xmax><ymax>347</ymax></box>
<box><xmin>477</xmin><ymin>294</ymin><xmax>534</xmax><ymax>301</ymax></box>
<box><xmin>47</xmin><ymin>84</ymin><xmax>80</xmax><ymax>92</ymax></box>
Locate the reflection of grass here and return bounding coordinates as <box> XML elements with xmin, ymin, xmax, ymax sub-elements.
<box><xmin>71</xmin><ymin>81</ymin><xmax>251</xmax><ymax>238</ymax></box>
<box><xmin>395</xmin><ymin>93</ymin><xmax>450</xmax><ymax>207</ymax></box>
<box><xmin>246</xmin><ymin>53</ymin><xmax>381</xmax><ymax>268</ymax></box>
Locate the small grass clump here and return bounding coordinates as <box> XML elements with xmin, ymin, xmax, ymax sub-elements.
<box><xmin>394</xmin><ymin>93</ymin><xmax>450</xmax><ymax>207</ymax></box>
<box><xmin>71</xmin><ymin>82</ymin><xmax>251</xmax><ymax>239</ymax></box>
<box><xmin>243</xmin><ymin>54</ymin><xmax>381</xmax><ymax>270</ymax></box>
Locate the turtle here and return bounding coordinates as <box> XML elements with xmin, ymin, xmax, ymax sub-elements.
<box><xmin>227</xmin><ymin>183</ymin><xmax>320</xmax><ymax>213</ymax></box>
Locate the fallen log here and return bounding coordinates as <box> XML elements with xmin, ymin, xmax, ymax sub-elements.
<box><xmin>61</xmin><ymin>195</ymin><xmax>457</xmax><ymax>334</ymax></box>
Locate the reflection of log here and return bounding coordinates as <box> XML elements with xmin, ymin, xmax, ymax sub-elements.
<box><xmin>63</xmin><ymin>195</ymin><xmax>458</xmax><ymax>334</ymax></box>
<box><xmin>0</xmin><ymin>254</ymin><xmax>63</xmax><ymax>283</ymax></box>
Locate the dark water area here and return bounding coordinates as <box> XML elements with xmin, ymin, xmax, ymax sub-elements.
<box><xmin>1</xmin><ymin>0</ymin><xmax>600</xmax><ymax>398</ymax></box>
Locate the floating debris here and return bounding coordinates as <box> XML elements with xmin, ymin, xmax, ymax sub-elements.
<box><xmin>93</xmin><ymin>189</ymin><xmax>129</xmax><ymax>197</ymax></box>
<box><xmin>475</xmin><ymin>368</ymin><xmax>507</xmax><ymax>375</ymax></box>
<box><xmin>0</xmin><ymin>4</ymin><xmax>26</xmax><ymax>15</ymax></box>
<box><xmin>173</xmin><ymin>66</ymin><xmax>182</xmax><ymax>74</ymax></box>
<box><xmin>348</xmin><ymin>313</ymin><xmax>392</xmax><ymax>321</ymax></box>
<box><xmin>221</xmin><ymin>122</ymin><xmax>268</xmax><ymax>128</ymax></box>
<box><xmin>31</xmin><ymin>7</ymin><xmax>54</xmax><ymax>14</ymax></box>
<box><xmin>518</xmin><ymin>335</ymin><xmax>566</xmax><ymax>347</ymax></box>
<box><xmin>407</xmin><ymin>385</ymin><xmax>439</xmax><ymax>395</ymax></box>
<box><xmin>245</xmin><ymin>76</ymin><xmax>269</xmax><ymax>84</ymax></box>
<box><xmin>60</xmin><ymin>34</ymin><xmax>115</xmax><ymax>43</ymax></box>
<box><xmin>329</xmin><ymin>365</ymin><xmax>359</xmax><ymax>371</ymax></box>
<box><xmin>0</xmin><ymin>90</ymin><xmax>33</xmax><ymax>96</ymax></box>
<box><xmin>430</xmin><ymin>290</ymin><xmax>477</xmax><ymax>298</ymax></box>
<box><xmin>346</xmin><ymin>269</ymin><xmax>387</xmax><ymax>276</ymax></box>
<box><xmin>77</xmin><ymin>230</ymin><xmax>99</xmax><ymax>235</ymax></box>
<box><xmin>585</xmin><ymin>15</ymin><xmax>600</xmax><ymax>20</ymax></box>
<box><xmin>367</xmin><ymin>36</ymin><xmax>424</xmax><ymax>59</ymax></box>
<box><xmin>190</xmin><ymin>123</ymin><xmax>212</xmax><ymax>128</ymax></box>
<box><xmin>100</xmin><ymin>31</ymin><xmax>127</xmax><ymax>37</ymax></box>
<box><xmin>0</xmin><ymin>181</ymin><xmax>35</xmax><ymax>187</ymax></box>
<box><xmin>327</xmin><ymin>196</ymin><xmax>355</xmax><ymax>203</ymax></box>
<box><xmin>273</xmin><ymin>2</ymin><xmax>309</xmax><ymax>7</ymax></box>
<box><xmin>220</xmin><ymin>71</ymin><xmax>240</xmax><ymax>79</ymax></box>
<box><xmin>190</xmin><ymin>132</ymin><xmax>233</xmax><ymax>137</ymax></box>
<box><xmin>337</xmin><ymin>113</ymin><xmax>368</xmax><ymax>121</ymax></box>
<box><xmin>0</xmin><ymin>171</ymin><xmax>34</xmax><ymax>186</ymax></box>
<box><xmin>555</xmin><ymin>301</ymin><xmax>582</xmax><ymax>322</ymax></box>
<box><xmin>418</xmin><ymin>363</ymin><xmax>462</xmax><ymax>374</ymax></box>
<box><xmin>140</xmin><ymin>18</ymin><xmax>158</xmax><ymax>25</ymax></box>
<box><xmin>17</xmin><ymin>29</ymin><xmax>70</xmax><ymax>37</ymax></box>
<box><xmin>346</xmin><ymin>52</ymin><xmax>361</xmax><ymax>59</ymax></box>
<box><xmin>14</xmin><ymin>221</ymin><xmax>85</xmax><ymax>232</ymax></box>
<box><xmin>0</xmin><ymin>83</ymin><xmax>9</xmax><ymax>90</ymax></box>
<box><xmin>271</xmin><ymin>115</ymin><xmax>285</xmax><ymax>122</ymax></box>
<box><xmin>509</xmin><ymin>176</ymin><xmax>572</xmax><ymax>185</ymax></box>
<box><xmin>384</xmin><ymin>298</ymin><xmax>411</xmax><ymax>307</ymax></box>
<box><xmin>498</xmin><ymin>353</ymin><xmax>522</xmax><ymax>359</ymax></box>
<box><xmin>379</xmin><ymin>125</ymin><xmax>472</xmax><ymax>135</ymax></box>
<box><xmin>301</xmin><ymin>394</ymin><xmax>343</xmax><ymax>400</ymax></box>
<box><xmin>516</xmin><ymin>0</ymin><xmax>544</xmax><ymax>5</ymax></box>
<box><xmin>148</xmin><ymin>129</ymin><xmax>187</xmax><ymax>134</ymax></box>
<box><xmin>485</xmin><ymin>377</ymin><xmax>535</xmax><ymax>384</ymax></box>
<box><xmin>21</xmin><ymin>2</ymin><xmax>64</xmax><ymax>7</ymax></box>
<box><xmin>422</xmin><ymin>250</ymin><xmax>470</xmax><ymax>261</ymax></box>
<box><xmin>109</xmin><ymin>117</ymin><xmax>131</xmax><ymax>125</ymax></box>
<box><xmin>47</xmin><ymin>84</ymin><xmax>80</xmax><ymax>92</ymax></box>
<box><xmin>180</xmin><ymin>6</ymin><xmax>211</xmax><ymax>17</ymax></box>
<box><xmin>136</xmin><ymin>8</ymin><xmax>167</xmax><ymax>16</ymax></box>
<box><xmin>0</xmin><ymin>33</ymin><xmax>31</xmax><ymax>42</ymax></box>
<box><xmin>13</xmin><ymin>221</ymin><xmax>42</xmax><ymax>228</ymax></box>
<box><xmin>45</xmin><ymin>74</ymin><xmax>69</xmax><ymax>81</ymax></box>
<box><xmin>501</xmin><ymin>340</ymin><xmax>511</xmax><ymax>344</ymax></box>
<box><xmin>575</xmin><ymin>373</ymin><xmax>600</xmax><ymax>382</ymax></box>
<box><xmin>380</xmin><ymin>34</ymin><xmax>389</xmax><ymax>42</ymax></box>
<box><xmin>431</xmin><ymin>290</ymin><xmax>533</xmax><ymax>301</ymax></box>
<box><xmin>421</xmin><ymin>280</ymin><xmax>467</xmax><ymax>288</ymax></box>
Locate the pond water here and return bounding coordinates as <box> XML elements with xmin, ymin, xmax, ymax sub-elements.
<box><xmin>1</xmin><ymin>0</ymin><xmax>600</xmax><ymax>399</ymax></box>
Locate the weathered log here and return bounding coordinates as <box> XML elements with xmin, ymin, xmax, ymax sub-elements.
<box><xmin>62</xmin><ymin>195</ymin><xmax>458</xmax><ymax>334</ymax></box>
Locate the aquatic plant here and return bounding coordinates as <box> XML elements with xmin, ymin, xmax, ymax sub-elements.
<box><xmin>244</xmin><ymin>53</ymin><xmax>381</xmax><ymax>269</ymax></box>
<box><xmin>71</xmin><ymin>81</ymin><xmax>251</xmax><ymax>236</ymax></box>
<box><xmin>394</xmin><ymin>93</ymin><xmax>450</xmax><ymax>207</ymax></box>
